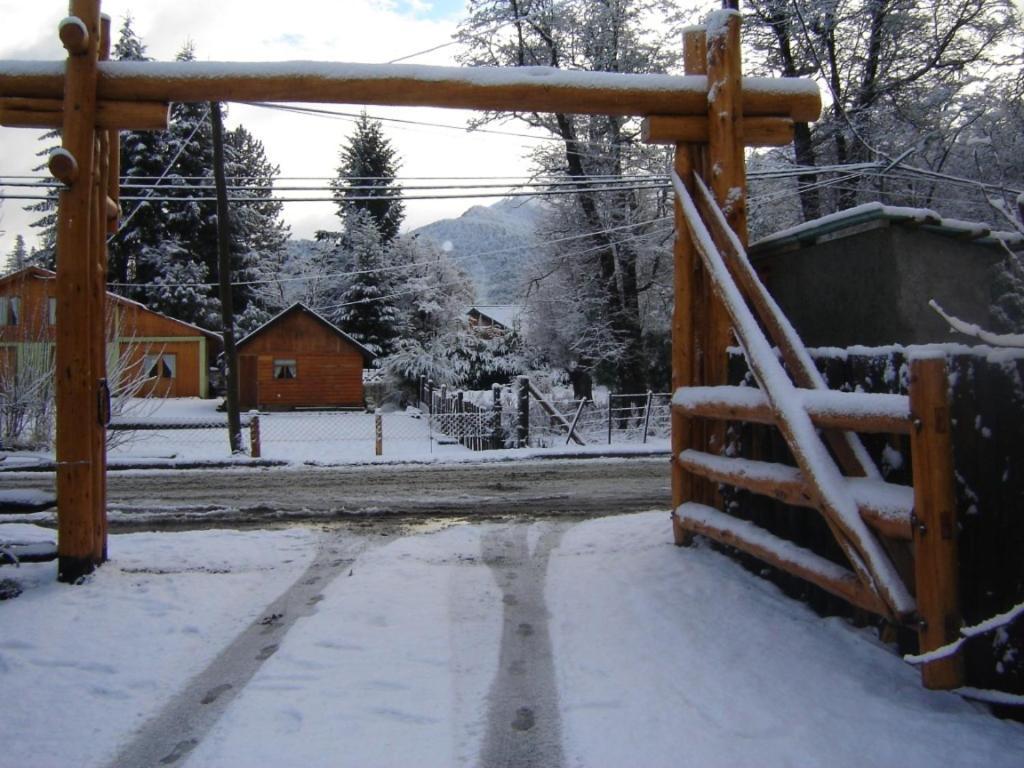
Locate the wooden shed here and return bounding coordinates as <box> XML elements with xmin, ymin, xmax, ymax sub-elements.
<box><xmin>235</xmin><ymin>303</ymin><xmax>376</xmax><ymax>410</ymax></box>
<box><xmin>749</xmin><ymin>204</ymin><xmax>1023</xmax><ymax>347</ymax></box>
<box><xmin>0</xmin><ymin>266</ymin><xmax>220</xmax><ymax>399</ymax></box>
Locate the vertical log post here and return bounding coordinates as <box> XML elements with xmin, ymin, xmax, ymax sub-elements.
<box><xmin>248</xmin><ymin>412</ymin><xmax>261</xmax><ymax>458</ymax></box>
<box><xmin>671</xmin><ymin>137</ymin><xmax>695</xmax><ymax>544</ymax></box>
<box><xmin>703</xmin><ymin>8</ymin><xmax>745</xmax><ymax>461</ymax></box>
<box><xmin>375</xmin><ymin>414</ymin><xmax>383</xmax><ymax>456</ymax></box>
<box><xmin>91</xmin><ymin>12</ymin><xmax>112</xmax><ymax>563</ymax></box>
<box><xmin>909</xmin><ymin>356</ymin><xmax>964</xmax><ymax>689</ymax></box>
<box><xmin>687</xmin><ymin>25</ymin><xmax>716</xmax><ymax>511</ymax></box>
<box><xmin>517</xmin><ymin>375</ymin><xmax>529</xmax><ymax>448</ymax></box>
<box><xmin>55</xmin><ymin>0</ymin><xmax>103</xmax><ymax>583</ymax></box>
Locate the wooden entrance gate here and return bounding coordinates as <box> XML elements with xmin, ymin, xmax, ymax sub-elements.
<box><xmin>0</xmin><ymin>0</ymin><xmax>959</xmax><ymax>689</ymax></box>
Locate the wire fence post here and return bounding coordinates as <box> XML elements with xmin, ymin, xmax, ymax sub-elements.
<box><xmin>607</xmin><ymin>394</ymin><xmax>614</xmax><ymax>445</ymax></box>
<box><xmin>492</xmin><ymin>383</ymin><xmax>502</xmax><ymax>449</ymax></box>
<box><xmin>248</xmin><ymin>410</ymin><xmax>261</xmax><ymax>458</ymax></box>
<box><xmin>566</xmin><ymin>397</ymin><xmax>588</xmax><ymax>446</ymax></box>
<box><xmin>375</xmin><ymin>413</ymin><xmax>383</xmax><ymax>456</ymax></box>
<box><xmin>517</xmin><ymin>375</ymin><xmax>530</xmax><ymax>448</ymax></box>
<box><xmin>641</xmin><ymin>390</ymin><xmax>654</xmax><ymax>444</ymax></box>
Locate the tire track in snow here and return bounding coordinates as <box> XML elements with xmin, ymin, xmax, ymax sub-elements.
<box><xmin>105</xmin><ymin>530</ymin><xmax>392</xmax><ymax>768</ymax></box>
<box><xmin>479</xmin><ymin>523</ymin><xmax>568</xmax><ymax>768</ymax></box>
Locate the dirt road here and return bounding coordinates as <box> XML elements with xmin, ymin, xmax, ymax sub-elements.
<box><xmin>2</xmin><ymin>456</ymin><xmax>671</xmax><ymax>529</ymax></box>
<box><xmin>110</xmin><ymin>457</ymin><xmax>670</xmax><ymax>527</ymax></box>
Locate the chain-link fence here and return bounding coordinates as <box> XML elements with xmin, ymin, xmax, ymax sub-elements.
<box><xmin>525</xmin><ymin>392</ymin><xmax>671</xmax><ymax>447</ymax></box>
<box><xmin>106</xmin><ymin>408</ymin><xmax>511</xmax><ymax>463</ymax></box>
<box><xmin>103</xmin><ymin>383</ymin><xmax>671</xmax><ymax>463</ymax></box>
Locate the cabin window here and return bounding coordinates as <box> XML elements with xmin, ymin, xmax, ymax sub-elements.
<box><xmin>274</xmin><ymin>359</ymin><xmax>297</xmax><ymax>380</ymax></box>
<box><xmin>0</xmin><ymin>296</ymin><xmax>19</xmax><ymax>326</ymax></box>
<box><xmin>144</xmin><ymin>353</ymin><xmax>177</xmax><ymax>379</ymax></box>
<box><xmin>48</xmin><ymin>298</ymin><xmax>57</xmax><ymax>325</ymax></box>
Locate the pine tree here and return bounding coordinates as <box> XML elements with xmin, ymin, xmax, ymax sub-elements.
<box><xmin>24</xmin><ymin>129</ymin><xmax>61</xmax><ymax>268</ymax></box>
<box><xmin>332</xmin><ymin>113</ymin><xmax>404</xmax><ymax>245</ymax></box>
<box><xmin>5</xmin><ymin>235</ymin><xmax>27</xmax><ymax>273</ymax></box>
<box><xmin>109</xmin><ymin>14</ymin><xmax>173</xmax><ymax>290</ymax></box>
<box><xmin>331</xmin><ymin>210</ymin><xmax>399</xmax><ymax>356</ymax></box>
<box><xmin>224</xmin><ymin>124</ymin><xmax>290</xmax><ymax>330</ymax></box>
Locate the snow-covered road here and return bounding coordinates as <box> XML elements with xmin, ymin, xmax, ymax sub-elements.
<box><xmin>2</xmin><ymin>457</ymin><xmax>671</xmax><ymax>527</ymax></box>
<box><xmin>2</xmin><ymin>513</ymin><xmax>1022</xmax><ymax>767</ymax></box>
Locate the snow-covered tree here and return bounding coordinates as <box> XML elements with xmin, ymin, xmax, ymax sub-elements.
<box><xmin>330</xmin><ymin>210</ymin><xmax>400</xmax><ymax>356</ymax></box>
<box><xmin>457</xmin><ymin>0</ymin><xmax>681</xmax><ymax>391</ymax></box>
<box><xmin>108</xmin><ymin>14</ymin><xmax>174</xmax><ymax>289</ymax></box>
<box><xmin>5</xmin><ymin>235</ymin><xmax>27</xmax><ymax>273</ymax></box>
<box><xmin>744</xmin><ymin>0</ymin><xmax>1023</xmax><ymax>219</ymax></box>
<box><xmin>224</xmin><ymin>123</ymin><xmax>291</xmax><ymax>333</ymax></box>
<box><xmin>23</xmin><ymin>129</ymin><xmax>61</xmax><ymax>268</ymax></box>
<box><xmin>332</xmin><ymin>112</ymin><xmax>405</xmax><ymax>245</ymax></box>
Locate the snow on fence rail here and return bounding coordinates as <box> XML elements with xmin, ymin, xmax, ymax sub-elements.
<box><xmin>725</xmin><ymin>347</ymin><xmax>1024</xmax><ymax>702</ymax></box>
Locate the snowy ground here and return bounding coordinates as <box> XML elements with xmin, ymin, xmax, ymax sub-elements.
<box><xmin>98</xmin><ymin>398</ymin><xmax>667</xmax><ymax>466</ymax></box>
<box><xmin>2</xmin><ymin>512</ymin><xmax>1021</xmax><ymax>767</ymax></box>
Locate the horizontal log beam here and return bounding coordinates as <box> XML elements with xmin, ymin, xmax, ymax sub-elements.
<box><xmin>676</xmin><ymin>502</ymin><xmax>887</xmax><ymax>615</ymax></box>
<box><xmin>0</xmin><ymin>60</ymin><xmax>822</xmax><ymax>120</ymax></box>
<box><xmin>642</xmin><ymin>115</ymin><xmax>794</xmax><ymax>147</ymax></box>
<box><xmin>0</xmin><ymin>96</ymin><xmax>168</xmax><ymax>130</ymax></box>
<box><xmin>678</xmin><ymin>449</ymin><xmax>913</xmax><ymax>540</ymax></box>
<box><xmin>672</xmin><ymin>386</ymin><xmax>911</xmax><ymax>434</ymax></box>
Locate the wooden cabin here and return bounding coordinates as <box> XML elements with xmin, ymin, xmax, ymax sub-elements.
<box><xmin>236</xmin><ymin>303</ymin><xmax>376</xmax><ymax>410</ymax></box>
<box><xmin>0</xmin><ymin>266</ymin><xmax>221</xmax><ymax>398</ymax></box>
<box><xmin>467</xmin><ymin>305</ymin><xmax>523</xmax><ymax>335</ymax></box>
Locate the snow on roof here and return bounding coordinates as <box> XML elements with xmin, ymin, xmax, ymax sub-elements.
<box><xmin>468</xmin><ymin>305</ymin><xmax>523</xmax><ymax>330</ymax></box>
<box><xmin>236</xmin><ymin>302</ymin><xmax>376</xmax><ymax>362</ymax></box>
<box><xmin>751</xmin><ymin>202</ymin><xmax>1024</xmax><ymax>255</ymax></box>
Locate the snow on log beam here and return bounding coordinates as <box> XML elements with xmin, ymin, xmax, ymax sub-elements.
<box><xmin>677</xmin><ymin>502</ymin><xmax>887</xmax><ymax>615</ymax></box>
<box><xmin>0</xmin><ymin>61</ymin><xmax>823</xmax><ymax>120</ymax></box>
<box><xmin>672</xmin><ymin>386</ymin><xmax>911</xmax><ymax>434</ymax></box>
<box><xmin>678</xmin><ymin>449</ymin><xmax>913</xmax><ymax>540</ymax></box>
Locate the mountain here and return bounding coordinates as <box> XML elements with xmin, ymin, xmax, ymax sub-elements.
<box><xmin>409</xmin><ymin>197</ymin><xmax>542</xmax><ymax>303</ymax></box>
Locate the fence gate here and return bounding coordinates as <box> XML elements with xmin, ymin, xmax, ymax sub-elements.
<box><xmin>643</xmin><ymin>16</ymin><xmax>962</xmax><ymax>689</ymax></box>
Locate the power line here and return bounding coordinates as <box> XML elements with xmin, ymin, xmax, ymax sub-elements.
<box><xmin>110</xmin><ymin>215</ymin><xmax>675</xmax><ymax>292</ymax></box>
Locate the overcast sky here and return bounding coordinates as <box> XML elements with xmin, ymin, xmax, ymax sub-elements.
<box><xmin>0</xmin><ymin>0</ymin><xmax>555</xmax><ymax>257</ymax></box>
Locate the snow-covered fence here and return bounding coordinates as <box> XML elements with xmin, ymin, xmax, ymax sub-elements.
<box><xmin>525</xmin><ymin>391</ymin><xmax>671</xmax><ymax>448</ymax></box>
<box><xmin>106</xmin><ymin>409</ymin><xmax>477</xmax><ymax>463</ymax></box>
<box><xmin>419</xmin><ymin>378</ymin><xmax>506</xmax><ymax>451</ymax></box>
<box><xmin>725</xmin><ymin>347</ymin><xmax>1024</xmax><ymax>703</ymax></box>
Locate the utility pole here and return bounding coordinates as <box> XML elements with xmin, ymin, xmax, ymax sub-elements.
<box><xmin>210</xmin><ymin>101</ymin><xmax>243</xmax><ymax>453</ymax></box>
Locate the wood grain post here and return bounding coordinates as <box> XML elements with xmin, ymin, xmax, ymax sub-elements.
<box><xmin>909</xmin><ymin>356</ymin><xmax>964</xmax><ymax>689</ymax></box>
<box><xmin>248</xmin><ymin>412</ymin><xmax>261</xmax><ymax>458</ymax></box>
<box><xmin>704</xmin><ymin>9</ymin><xmax>745</xmax><ymax>459</ymax></box>
<box><xmin>55</xmin><ymin>0</ymin><xmax>102</xmax><ymax>583</ymax></box>
<box><xmin>90</xmin><ymin>12</ymin><xmax>111</xmax><ymax>563</ymax></box>
<box><xmin>375</xmin><ymin>414</ymin><xmax>383</xmax><ymax>456</ymax></box>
